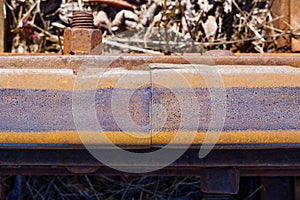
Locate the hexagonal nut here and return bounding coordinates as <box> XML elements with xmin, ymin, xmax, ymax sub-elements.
<box><xmin>63</xmin><ymin>28</ymin><xmax>102</xmax><ymax>55</ymax></box>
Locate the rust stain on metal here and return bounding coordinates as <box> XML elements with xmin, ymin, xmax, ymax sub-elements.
<box><xmin>83</xmin><ymin>0</ymin><xmax>135</xmax><ymax>10</ymax></box>
<box><xmin>0</xmin><ymin>131</ymin><xmax>149</xmax><ymax>147</ymax></box>
<box><xmin>0</xmin><ymin>53</ymin><xmax>299</xmax><ymax>149</ymax></box>
<box><xmin>150</xmin><ymin>64</ymin><xmax>300</xmax><ymax>88</ymax></box>
<box><xmin>151</xmin><ymin>131</ymin><xmax>300</xmax><ymax>147</ymax></box>
<box><xmin>203</xmin><ymin>50</ymin><xmax>235</xmax><ymax>56</ymax></box>
<box><xmin>63</xmin><ymin>11</ymin><xmax>102</xmax><ymax>55</ymax></box>
<box><xmin>4</xmin><ymin>130</ymin><xmax>300</xmax><ymax>148</ymax></box>
<box><xmin>1</xmin><ymin>54</ymin><xmax>300</xmax><ymax>72</ymax></box>
<box><xmin>271</xmin><ymin>0</ymin><xmax>291</xmax><ymax>51</ymax></box>
<box><xmin>1</xmin><ymin>65</ymin><xmax>300</xmax><ymax>90</ymax></box>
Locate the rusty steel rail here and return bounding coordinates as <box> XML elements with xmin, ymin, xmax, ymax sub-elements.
<box><xmin>0</xmin><ymin>53</ymin><xmax>299</xmax><ymax>148</ymax></box>
<box><xmin>1</xmin><ymin>53</ymin><xmax>300</xmax><ymax>70</ymax></box>
<box><xmin>0</xmin><ymin>52</ymin><xmax>300</xmax><ymax>196</ymax></box>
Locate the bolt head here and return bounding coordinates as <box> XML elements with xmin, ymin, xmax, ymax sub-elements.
<box><xmin>64</xmin><ymin>28</ymin><xmax>102</xmax><ymax>55</ymax></box>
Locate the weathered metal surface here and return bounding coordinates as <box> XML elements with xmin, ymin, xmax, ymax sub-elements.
<box><xmin>200</xmin><ymin>168</ymin><xmax>240</xmax><ymax>194</ymax></box>
<box><xmin>2</xmin><ymin>149</ymin><xmax>300</xmax><ymax>175</ymax></box>
<box><xmin>0</xmin><ymin>55</ymin><xmax>300</xmax><ymax>148</ymax></box>
<box><xmin>291</xmin><ymin>0</ymin><xmax>300</xmax><ymax>52</ymax></box>
<box><xmin>83</xmin><ymin>0</ymin><xmax>134</xmax><ymax>10</ymax></box>
<box><xmin>63</xmin><ymin>11</ymin><xmax>102</xmax><ymax>55</ymax></box>
<box><xmin>0</xmin><ymin>68</ymin><xmax>150</xmax><ymax>147</ymax></box>
<box><xmin>270</xmin><ymin>0</ymin><xmax>299</xmax><ymax>52</ymax></box>
<box><xmin>151</xmin><ymin>64</ymin><xmax>300</xmax><ymax>147</ymax></box>
<box><xmin>1</xmin><ymin>54</ymin><xmax>300</xmax><ymax>71</ymax></box>
<box><xmin>271</xmin><ymin>0</ymin><xmax>291</xmax><ymax>51</ymax></box>
<box><xmin>71</xmin><ymin>11</ymin><xmax>94</xmax><ymax>29</ymax></box>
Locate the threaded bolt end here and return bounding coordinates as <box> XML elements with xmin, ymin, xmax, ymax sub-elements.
<box><xmin>71</xmin><ymin>10</ymin><xmax>94</xmax><ymax>29</ymax></box>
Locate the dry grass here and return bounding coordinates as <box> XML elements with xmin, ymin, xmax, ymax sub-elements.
<box><xmin>2</xmin><ymin>176</ymin><xmax>263</xmax><ymax>200</ymax></box>
<box><xmin>4</xmin><ymin>0</ymin><xmax>299</xmax><ymax>53</ymax></box>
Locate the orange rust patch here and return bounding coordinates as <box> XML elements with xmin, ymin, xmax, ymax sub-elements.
<box><xmin>151</xmin><ymin>130</ymin><xmax>300</xmax><ymax>146</ymax></box>
<box><xmin>152</xmin><ymin>65</ymin><xmax>300</xmax><ymax>88</ymax></box>
<box><xmin>0</xmin><ymin>65</ymin><xmax>300</xmax><ymax>90</ymax></box>
<box><xmin>0</xmin><ymin>69</ymin><xmax>150</xmax><ymax>90</ymax></box>
<box><xmin>1</xmin><ymin>130</ymin><xmax>300</xmax><ymax>148</ymax></box>
<box><xmin>0</xmin><ymin>131</ymin><xmax>150</xmax><ymax>147</ymax></box>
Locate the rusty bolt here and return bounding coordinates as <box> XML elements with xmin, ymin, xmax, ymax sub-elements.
<box><xmin>63</xmin><ymin>10</ymin><xmax>102</xmax><ymax>55</ymax></box>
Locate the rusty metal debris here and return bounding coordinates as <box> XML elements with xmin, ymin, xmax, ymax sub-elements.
<box><xmin>291</xmin><ymin>0</ymin><xmax>300</xmax><ymax>51</ymax></box>
<box><xmin>3</xmin><ymin>0</ymin><xmax>300</xmax><ymax>53</ymax></box>
<box><xmin>83</xmin><ymin>0</ymin><xmax>135</xmax><ymax>10</ymax></box>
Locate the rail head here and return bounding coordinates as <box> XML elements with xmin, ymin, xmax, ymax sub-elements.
<box><xmin>0</xmin><ymin>53</ymin><xmax>299</xmax><ymax>149</ymax></box>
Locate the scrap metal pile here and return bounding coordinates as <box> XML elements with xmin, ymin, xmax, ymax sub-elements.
<box><xmin>4</xmin><ymin>0</ymin><xmax>297</xmax><ymax>53</ymax></box>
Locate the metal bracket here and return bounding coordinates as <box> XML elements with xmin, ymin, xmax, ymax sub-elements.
<box><xmin>200</xmin><ymin>168</ymin><xmax>240</xmax><ymax>195</ymax></box>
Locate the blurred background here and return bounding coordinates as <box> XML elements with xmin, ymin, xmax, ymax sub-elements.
<box><xmin>0</xmin><ymin>0</ymin><xmax>299</xmax><ymax>54</ymax></box>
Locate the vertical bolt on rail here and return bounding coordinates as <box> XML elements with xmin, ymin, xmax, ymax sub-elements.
<box><xmin>63</xmin><ymin>10</ymin><xmax>102</xmax><ymax>55</ymax></box>
<box><xmin>71</xmin><ymin>10</ymin><xmax>94</xmax><ymax>29</ymax></box>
